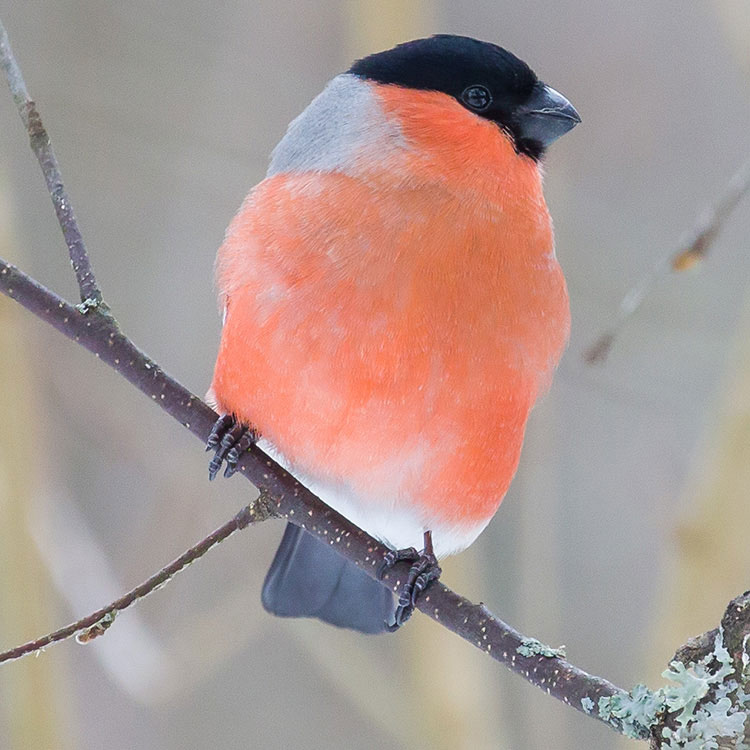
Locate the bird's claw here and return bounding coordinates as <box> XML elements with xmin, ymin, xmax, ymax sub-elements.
<box><xmin>206</xmin><ymin>414</ymin><xmax>257</xmax><ymax>480</ymax></box>
<box><xmin>377</xmin><ymin>546</ymin><xmax>419</xmax><ymax>579</ymax></box>
<box><xmin>378</xmin><ymin>531</ymin><xmax>441</xmax><ymax>631</ymax></box>
<box><xmin>206</xmin><ymin>414</ymin><xmax>234</xmax><ymax>451</ymax></box>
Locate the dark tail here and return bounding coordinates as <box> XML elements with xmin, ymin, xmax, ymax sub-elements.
<box><xmin>262</xmin><ymin>522</ymin><xmax>394</xmax><ymax>634</ymax></box>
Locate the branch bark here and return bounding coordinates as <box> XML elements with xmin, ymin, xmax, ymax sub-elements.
<box><xmin>648</xmin><ymin>591</ymin><xmax>750</xmax><ymax>749</ymax></box>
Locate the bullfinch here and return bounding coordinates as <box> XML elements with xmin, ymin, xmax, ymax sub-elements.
<box><xmin>206</xmin><ymin>35</ymin><xmax>579</xmax><ymax>633</ymax></box>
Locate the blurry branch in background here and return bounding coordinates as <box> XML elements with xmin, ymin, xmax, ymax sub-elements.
<box><xmin>1</xmin><ymin>17</ymin><xmax>750</xmax><ymax>747</ymax></box>
<box><xmin>584</xmin><ymin>158</ymin><xmax>750</xmax><ymax>365</ymax></box>
<box><xmin>28</xmin><ymin>490</ymin><xmax>175</xmax><ymax>701</ymax></box>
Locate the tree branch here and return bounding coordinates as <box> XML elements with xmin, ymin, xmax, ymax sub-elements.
<box><xmin>0</xmin><ymin>499</ymin><xmax>274</xmax><ymax>659</ymax></box>
<box><xmin>647</xmin><ymin>591</ymin><xmax>750</xmax><ymax>748</ymax></box>
<box><xmin>584</xmin><ymin>157</ymin><xmax>750</xmax><ymax>365</ymax></box>
<box><xmin>0</xmin><ymin>257</ymin><xmax>635</xmax><ymax>736</ymax></box>
<box><xmin>0</xmin><ymin>18</ymin><xmax>101</xmax><ymax>307</ymax></box>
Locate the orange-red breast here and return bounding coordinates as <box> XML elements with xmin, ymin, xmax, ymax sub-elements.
<box><xmin>207</xmin><ymin>35</ymin><xmax>579</xmax><ymax>632</ymax></box>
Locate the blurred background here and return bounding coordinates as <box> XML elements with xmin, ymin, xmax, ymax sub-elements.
<box><xmin>1</xmin><ymin>1</ymin><xmax>749</xmax><ymax>748</ymax></box>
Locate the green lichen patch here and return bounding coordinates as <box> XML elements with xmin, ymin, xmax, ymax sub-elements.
<box><xmin>516</xmin><ymin>637</ymin><xmax>566</xmax><ymax>659</ymax></box>
<box><xmin>659</xmin><ymin>631</ymin><xmax>748</xmax><ymax>749</ymax></box>
<box><xmin>581</xmin><ymin>696</ymin><xmax>595</xmax><ymax>714</ymax></box>
<box><xmin>75</xmin><ymin>296</ymin><xmax>100</xmax><ymax>314</ymax></box>
<box><xmin>598</xmin><ymin>684</ymin><xmax>665</xmax><ymax>740</ymax></box>
<box><xmin>598</xmin><ymin>629</ymin><xmax>749</xmax><ymax>746</ymax></box>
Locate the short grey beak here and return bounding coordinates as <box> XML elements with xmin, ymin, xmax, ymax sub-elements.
<box><xmin>516</xmin><ymin>83</ymin><xmax>581</xmax><ymax>148</ymax></box>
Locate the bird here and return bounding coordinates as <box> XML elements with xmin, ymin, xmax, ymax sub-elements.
<box><xmin>206</xmin><ymin>34</ymin><xmax>579</xmax><ymax>633</ymax></box>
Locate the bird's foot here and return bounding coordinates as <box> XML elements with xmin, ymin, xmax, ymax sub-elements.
<box><xmin>378</xmin><ymin>530</ymin><xmax>442</xmax><ymax>631</ymax></box>
<box><xmin>206</xmin><ymin>414</ymin><xmax>257</xmax><ymax>480</ymax></box>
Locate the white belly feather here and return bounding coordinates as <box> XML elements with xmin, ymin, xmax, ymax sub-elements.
<box><xmin>259</xmin><ymin>438</ymin><xmax>489</xmax><ymax>559</ymax></box>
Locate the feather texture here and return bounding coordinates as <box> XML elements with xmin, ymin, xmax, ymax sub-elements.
<box><xmin>211</xmin><ymin>77</ymin><xmax>569</xmax><ymax>556</ymax></box>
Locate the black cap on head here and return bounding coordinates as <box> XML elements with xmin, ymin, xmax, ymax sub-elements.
<box><xmin>349</xmin><ymin>35</ymin><xmax>579</xmax><ymax>161</ymax></box>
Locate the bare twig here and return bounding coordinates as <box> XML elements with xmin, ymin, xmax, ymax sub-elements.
<box><xmin>0</xmin><ymin>18</ymin><xmax>101</xmax><ymax>307</ymax></box>
<box><xmin>0</xmin><ymin>499</ymin><xmax>273</xmax><ymax>662</ymax></box>
<box><xmin>584</xmin><ymin>158</ymin><xmax>750</xmax><ymax>365</ymax></box>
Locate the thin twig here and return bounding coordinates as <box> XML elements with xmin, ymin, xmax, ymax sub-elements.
<box><xmin>0</xmin><ymin>500</ymin><xmax>273</xmax><ymax>662</ymax></box>
<box><xmin>584</xmin><ymin>157</ymin><xmax>750</xmax><ymax>364</ymax></box>
<box><xmin>0</xmin><ymin>18</ymin><xmax>101</xmax><ymax>307</ymax></box>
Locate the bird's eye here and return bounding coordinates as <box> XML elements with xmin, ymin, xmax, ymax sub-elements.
<box><xmin>461</xmin><ymin>85</ymin><xmax>492</xmax><ymax>111</ymax></box>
